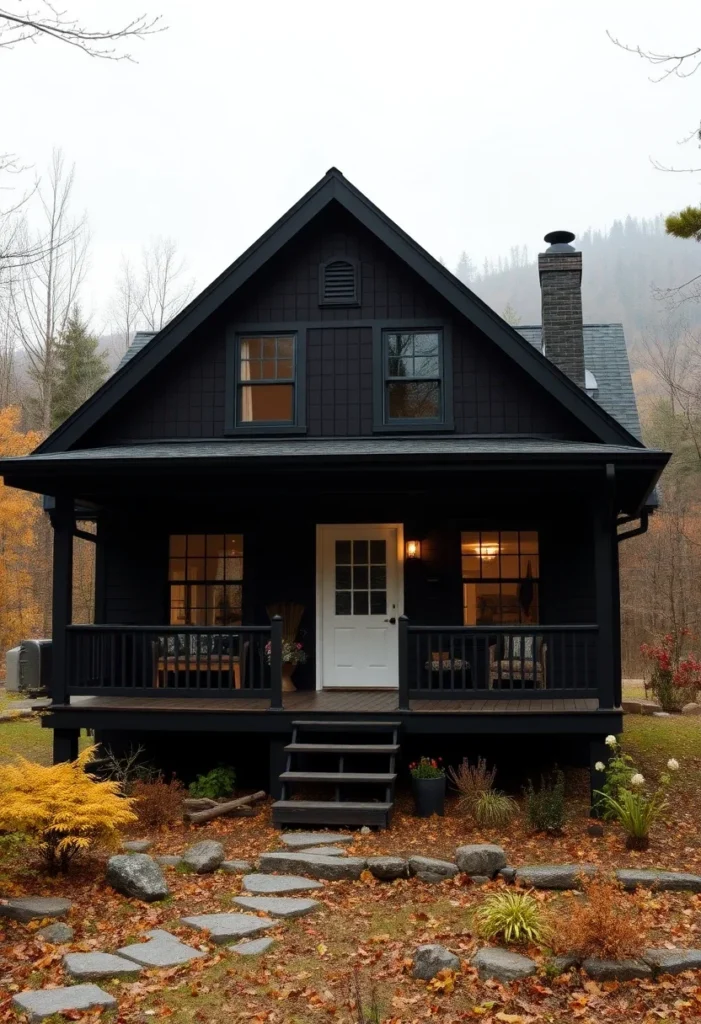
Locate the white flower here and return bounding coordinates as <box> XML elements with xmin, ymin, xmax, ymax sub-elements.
<box><xmin>631</xmin><ymin>773</ymin><xmax>645</xmax><ymax>787</ymax></box>
<box><xmin>605</xmin><ymin>735</ymin><xmax>617</xmax><ymax>748</ymax></box>
<box><xmin>667</xmin><ymin>758</ymin><xmax>680</xmax><ymax>771</ymax></box>
<box><xmin>595</xmin><ymin>761</ymin><xmax>606</xmax><ymax>773</ymax></box>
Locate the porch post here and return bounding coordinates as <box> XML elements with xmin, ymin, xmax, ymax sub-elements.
<box><xmin>397</xmin><ymin>615</ymin><xmax>410</xmax><ymax>712</ymax></box>
<box><xmin>269</xmin><ymin>615</ymin><xmax>283</xmax><ymax>711</ymax></box>
<box><xmin>53</xmin><ymin>728</ymin><xmax>79</xmax><ymax>763</ymax></box>
<box><xmin>51</xmin><ymin>494</ymin><xmax>74</xmax><ymax>708</ymax></box>
<box><xmin>594</xmin><ymin>464</ymin><xmax>617</xmax><ymax>710</ymax></box>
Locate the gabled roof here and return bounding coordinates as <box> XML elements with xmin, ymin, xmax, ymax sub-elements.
<box><xmin>116</xmin><ymin>331</ymin><xmax>156</xmax><ymax>371</ymax></box>
<box><xmin>37</xmin><ymin>168</ymin><xmax>645</xmax><ymax>454</ymax></box>
<box><xmin>517</xmin><ymin>324</ymin><xmax>642</xmax><ymax>440</ymax></box>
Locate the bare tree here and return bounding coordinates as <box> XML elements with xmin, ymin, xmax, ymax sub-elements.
<box><xmin>11</xmin><ymin>149</ymin><xmax>88</xmax><ymax>430</ymax></box>
<box><xmin>0</xmin><ymin>3</ymin><xmax>163</xmax><ymax>61</ymax></box>
<box><xmin>110</xmin><ymin>256</ymin><xmax>142</xmax><ymax>352</ymax></box>
<box><xmin>136</xmin><ymin>237</ymin><xmax>194</xmax><ymax>332</ymax></box>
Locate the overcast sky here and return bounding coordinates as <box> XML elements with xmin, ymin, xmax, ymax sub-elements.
<box><xmin>3</xmin><ymin>0</ymin><xmax>699</xmax><ymax>324</ymax></box>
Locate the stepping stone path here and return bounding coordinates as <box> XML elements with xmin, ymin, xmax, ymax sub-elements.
<box><xmin>413</xmin><ymin>944</ymin><xmax>460</xmax><ymax>980</ymax></box>
<box><xmin>37</xmin><ymin>922</ymin><xmax>74</xmax><ymax>944</ymax></box>
<box><xmin>13</xmin><ymin>984</ymin><xmax>116</xmax><ymax>1022</ymax></box>
<box><xmin>455</xmin><ymin>844</ymin><xmax>507</xmax><ymax>877</ymax></box>
<box><xmin>259</xmin><ymin>851</ymin><xmax>366</xmax><ymax>880</ymax></box>
<box><xmin>279</xmin><ymin>832</ymin><xmax>353</xmax><ymax>849</ymax></box>
<box><xmin>233</xmin><ymin>896</ymin><xmax>320</xmax><ymax>919</ymax></box>
<box><xmin>64</xmin><ymin>952</ymin><xmax>142</xmax><ymax>980</ymax></box>
<box><xmin>230</xmin><ymin>936</ymin><xmax>275</xmax><ymax>956</ymax></box>
<box><xmin>106</xmin><ymin>853</ymin><xmax>170</xmax><ymax>902</ymax></box>
<box><xmin>118</xmin><ymin>930</ymin><xmax>206</xmax><ymax>967</ymax></box>
<box><xmin>220</xmin><ymin>859</ymin><xmax>253</xmax><ymax>873</ymax></box>
<box><xmin>301</xmin><ymin>846</ymin><xmax>347</xmax><ymax>856</ymax></box>
<box><xmin>0</xmin><ymin>897</ymin><xmax>72</xmax><ymax>922</ymax></box>
<box><xmin>408</xmin><ymin>855</ymin><xmax>458</xmax><ymax>883</ymax></box>
<box><xmin>181</xmin><ymin>912</ymin><xmax>276</xmax><ymax>943</ymax></box>
<box><xmin>616</xmin><ymin>869</ymin><xmax>701</xmax><ymax>893</ymax></box>
<box><xmin>182</xmin><ymin>839</ymin><xmax>225</xmax><ymax>873</ymax></box>
<box><xmin>472</xmin><ymin>947</ymin><xmax>538</xmax><ymax>982</ymax></box>
<box><xmin>514</xmin><ymin>864</ymin><xmax>598</xmax><ymax>889</ymax></box>
<box><xmin>122</xmin><ymin>839</ymin><xmax>152</xmax><ymax>852</ymax></box>
<box><xmin>243</xmin><ymin>873</ymin><xmax>324</xmax><ymax>894</ymax></box>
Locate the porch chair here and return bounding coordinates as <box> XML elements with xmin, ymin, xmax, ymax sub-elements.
<box><xmin>489</xmin><ymin>634</ymin><xmax>547</xmax><ymax>689</ymax></box>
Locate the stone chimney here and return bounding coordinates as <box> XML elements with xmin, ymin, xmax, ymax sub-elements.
<box><xmin>538</xmin><ymin>230</ymin><xmax>585</xmax><ymax>387</ymax></box>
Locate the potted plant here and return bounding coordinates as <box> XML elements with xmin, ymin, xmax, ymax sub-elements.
<box><xmin>410</xmin><ymin>756</ymin><xmax>446</xmax><ymax>817</ymax></box>
<box><xmin>266</xmin><ymin>602</ymin><xmax>306</xmax><ymax>692</ymax></box>
<box><xmin>641</xmin><ymin>628</ymin><xmax>701</xmax><ymax>712</ymax></box>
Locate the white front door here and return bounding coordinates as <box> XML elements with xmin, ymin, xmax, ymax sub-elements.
<box><xmin>318</xmin><ymin>524</ymin><xmax>402</xmax><ymax>689</ymax></box>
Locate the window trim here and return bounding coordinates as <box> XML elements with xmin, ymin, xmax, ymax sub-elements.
<box><xmin>318</xmin><ymin>257</ymin><xmax>360</xmax><ymax>307</ymax></box>
<box><xmin>372</xmin><ymin>322</ymin><xmax>453</xmax><ymax>433</ymax></box>
<box><xmin>225</xmin><ymin>328</ymin><xmax>307</xmax><ymax>435</ymax></box>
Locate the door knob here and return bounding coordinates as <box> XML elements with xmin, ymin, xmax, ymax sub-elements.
<box><xmin>384</xmin><ymin>617</ymin><xmax>396</xmax><ymax>625</ymax></box>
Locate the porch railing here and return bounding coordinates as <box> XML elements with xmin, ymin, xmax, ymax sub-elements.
<box><xmin>63</xmin><ymin>618</ymin><xmax>284</xmax><ymax>708</ymax></box>
<box><xmin>399</xmin><ymin>620</ymin><xmax>600</xmax><ymax>707</ymax></box>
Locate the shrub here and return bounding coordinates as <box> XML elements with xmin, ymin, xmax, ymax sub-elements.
<box><xmin>641</xmin><ymin>628</ymin><xmax>701</xmax><ymax>711</ymax></box>
<box><xmin>100</xmin><ymin>745</ymin><xmax>159</xmax><ymax>792</ymax></box>
<box><xmin>132</xmin><ymin>776</ymin><xmax>185</xmax><ymax>830</ymax></box>
<box><xmin>556</xmin><ymin>879</ymin><xmax>641</xmax><ymax>959</ymax></box>
<box><xmin>448</xmin><ymin>756</ymin><xmax>496</xmax><ymax>813</ymax></box>
<box><xmin>475</xmin><ymin>890</ymin><xmax>549</xmax><ymax>945</ymax></box>
<box><xmin>0</xmin><ymin>745</ymin><xmax>136</xmax><ymax>873</ymax></box>
<box><xmin>595</xmin><ymin>736</ymin><xmax>678</xmax><ymax>848</ymax></box>
<box><xmin>409</xmin><ymin>756</ymin><xmax>444</xmax><ymax>779</ymax></box>
<box><xmin>189</xmin><ymin>764</ymin><xmax>236</xmax><ymax>800</ymax></box>
<box><xmin>524</xmin><ymin>769</ymin><xmax>566</xmax><ymax>834</ymax></box>
<box><xmin>473</xmin><ymin>790</ymin><xmax>518</xmax><ymax>827</ymax></box>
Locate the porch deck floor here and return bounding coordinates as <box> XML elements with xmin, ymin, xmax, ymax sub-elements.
<box><xmin>55</xmin><ymin>692</ymin><xmax>600</xmax><ymax>714</ymax></box>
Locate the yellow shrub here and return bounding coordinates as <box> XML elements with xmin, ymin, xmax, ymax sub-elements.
<box><xmin>0</xmin><ymin>745</ymin><xmax>137</xmax><ymax>873</ymax></box>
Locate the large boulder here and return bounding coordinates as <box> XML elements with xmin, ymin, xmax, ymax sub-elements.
<box><xmin>0</xmin><ymin>897</ymin><xmax>72</xmax><ymax>923</ymax></box>
<box><xmin>259</xmin><ymin>851</ymin><xmax>366</xmax><ymax>881</ymax></box>
<box><xmin>582</xmin><ymin>958</ymin><xmax>652</xmax><ymax>981</ymax></box>
<box><xmin>106</xmin><ymin>854</ymin><xmax>170</xmax><ymax>902</ymax></box>
<box><xmin>367</xmin><ymin>856</ymin><xmax>409</xmax><ymax>880</ymax></box>
<box><xmin>412</xmin><ymin>944</ymin><xmax>460</xmax><ymax>980</ymax></box>
<box><xmin>616</xmin><ymin>869</ymin><xmax>701</xmax><ymax>893</ymax></box>
<box><xmin>455</xmin><ymin>844</ymin><xmax>507</xmax><ymax>878</ymax></box>
<box><xmin>408</xmin><ymin>856</ymin><xmax>458</xmax><ymax>883</ymax></box>
<box><xmin>472</xmin><ymin>947</ymin><xmax>537</xmax><ymax>982</ymax></box>
<box><xmin>514</xmin><ymin>864</ymin><xmax>597</xmax><ymax>889</ymax></box>
<box><xmin>182</xmin><ymin>840</ymin><xmax>226</xmax><ymax>873</ymax></box>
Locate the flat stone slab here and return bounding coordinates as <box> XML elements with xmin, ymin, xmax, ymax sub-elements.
<box><xmin>182</xmin><ymin>839</ymin><xmax>226</xmax><ymax>873</ymax></box>
<box><xmin>259</xmin><ymin>851</ymin><xmax>366</xmax><ymax>880</ymax></box>
<box><xmin>232</xmin><ymin>896</ymin><xmax>319</xmax><ymax>918</ymax></box>
<box><xmin>644</xmin><ymin>948</ymin><xmax>701</xmax><ymax>975</ymax></box>
<box><xmin>515</xmin><ymin>864</ymin><xmax>598</xmax><ymax>889</ymax></box>
<box><xmin>279</xmin><ymin>832</ymin><xmax>353</xmax><ymax>848</ymax></box>
<box><xmin>409</xmin><ymin>856</ymin><xmax>459</xmax><ymax>882</ymax></box>
<box><xmin>300</xmin><ymin>846</ymin><xmax>347</xmax><ymax>856</ymax></box>
<box><xmin>122</xmin><ymin>839</ymin><xmax>152</xmax><ymax>852</ymax></box>
<box><xmin>413</xmin><ymin>944</ymin><xmax>460</xmax><ymax>980</ymax></box>
<box><xmin>0</xmin><ymin>897</ymin><xmax>72</xmax><ymax>923</ymax></box>
<box><xmin>229</xmin><ymin>936</ymin><xmax>275</xmax><ymax>956</ymax></box>
<box><xmin>455</xmin><ymin>844</ymin><xmax>507</xmax><ymax>877</ymax></box>
<box><xmin>13</xmin><ymin>984</ymin><xmax>117</xmax><ymax>1022</ymax></box>
<box><xmin>622</xmin><ymin>699</ymin><xmax>661</xmax><ymax>715</ymax></box>
<box><xmin>242</xmin><ymin>873</ymin><xmax>324</xmax><ymax>894</ymax></box>
<box><xmin>367</xmin><ymin>856</ymin><xmax>409</xmax><ymax>880</ymax></box>
<box><xmin>37</xmin><ymin>922</ymin><xmax>74</xmax><ymax>944</ymax></box>
<box><xmin>472</xmin><ymin>947</ymin><xmax>537</xmax><ymax>982</ymax></box>
<box><xmin>180</xmin><ymin>912</ymin><xmax>276</xmax><ymax>943</ymax></box>
<box><xmin>582</xmin><ymin>957</ymin><xmax>652</xmax><ymax>981</ymax></box>
<box><xmin>220</xmin><ymin>859</ymin><xmax>253</xmax><ymax>873</ymax></box>
<box><xmin>64</xmin><ymin>952</ymin><xmax>142</xmax><ymax>980</ymax></box>
<box><xmin>616</xmin><ymin>869</ymin><xmax>701</xmax><ymax>893</ymax></box>
<box><xmin>118</xmin><ymin>933</ymin><xmax>206</xmax><ymax>967</ymax></box>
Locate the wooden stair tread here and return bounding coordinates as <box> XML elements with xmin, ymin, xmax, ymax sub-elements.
<box><xmin>280</xmin><ymin>771</ymin><xmax>397</xmax><ymax>783</ymax></box>
<box><xmin>273</xmin><ymin>800</ymin><xmax>393</xmax><ymax>810</ymax></box>
<box><xmin>291</xmin><ymin>720</ymin><xmax>401</xmax><ymax>730</ymax></box>
<box><xmin>285</xmin><ymin>743</ymin><xmax>399</xmax><ymax>754</ymax></box>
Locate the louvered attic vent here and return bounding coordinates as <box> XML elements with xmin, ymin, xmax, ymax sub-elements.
<box><xmin>319</xmin><ymin>258</ymin><xmax>359</xmax><ymax>306</ymax></box>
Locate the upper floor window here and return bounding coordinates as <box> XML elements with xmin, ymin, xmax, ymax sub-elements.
<box><xmin>461</xmin><ymin>530</ymin><xmax>539</xmax><ymax>625</ymax></box>
<box><xmin>383</xmin><ymin>329</ymin><xmax>444</xmax><ymax>424</ymax></box>
<box><xmin>238</xmin><ymin>334</ymin><xmax>297</xmax><ymax>425</ymax></box>
<box><xmin>319</xmin><ymin>258</ymin><xmax>359</xmax><ymax>306</ymax></box>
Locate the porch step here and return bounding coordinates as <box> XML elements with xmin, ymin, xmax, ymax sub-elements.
<box><xmin>285</xmin><ymin>743</ymin><xmax>399</xmax><ymax>754</ymax></box>
<box><xmin>280</xmin><ymin>771</ymin><xmax>397</xmax><ymax>784</ymax></box>
<box><xmin>291</xmin><ymin>720</ymin><xmax>401</xmax><ymax>731</ymax></box>
<box><xmin>271</xmin><ymin>800</ymin><xmax>393</xmax><ymax>827</ymax></box>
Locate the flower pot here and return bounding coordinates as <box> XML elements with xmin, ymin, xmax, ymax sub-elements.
<box><xmin>282</xmin><ymin>663</ymin><xmax>297</xmax><ymax>693</ymax></box>
<box><xmin>411</xmin><ymin>776</ymin><xmax>446</xmax><ymax>817</ymax></box>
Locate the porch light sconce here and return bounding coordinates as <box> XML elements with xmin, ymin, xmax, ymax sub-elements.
<box><xmin>405</xmin><ymin>539</ymin><xmax>421</xmax><ymax>560</ymax></box>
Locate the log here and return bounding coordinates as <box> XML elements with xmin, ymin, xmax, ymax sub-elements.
<box><xmin>182</xmin><ymin>798</ymin><xmax>219</xmax><ymax>810</ymax></box>
<box><xmin>185</xmin><ymin>790</ymin><xmax>266</xmax><ymax>824</ymax></box>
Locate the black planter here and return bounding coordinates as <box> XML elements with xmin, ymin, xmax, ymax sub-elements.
<box><xmin>411</xmin><ymin>775</ymin><xmax>446</xmax><ymax>817</ymax></box>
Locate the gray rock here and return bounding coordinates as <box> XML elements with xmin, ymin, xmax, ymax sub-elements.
<box><xmin>653</xmin><ymin>711</ymin><xmax>671</xmax><ymax>717</ymax></box>
<box><xmin>229</xmin><ymin>936</ymin><xmax>275</xmax><ymax>956</ymax></box>
<box><xmin>498</xmin><ymin>867</ymin><xmax>517</xmax><ymax>884</ymax></box>
<box><xmin>242</xmin><ymin>873</ymin><xmax>324</xmax><ymax>894</ymax></box>
<box><xmin>470</xmin><ymin>875</ymin><xmax>491</xmax><ymax>886</ymax></box>
<box><xmin>63</xmin><ymin>952</ymin><xmax>142</xmax><ymax>980</ymax></box>
<box><xmin>118</xmin><ymin>934</ymin><xmax>206</xmax><ymax>967</ymax></box>
<box><xmin>455</xmin><ymin>844</ymin><xmax>507</xmax><ymax>878</ymax></box>
<box><xmin>12</xmin><ymin>984</ymin><xmax>117</xmax><ymax>1022</ymax></box>
<box><xmin>279</xmin><ymin>832</ymin><xmax>353</xmax><ymax>849</ymax></box>
<box><xmin>122</xmin><ymin>839</ymin><xmax>152</xmax><ymax>852</ymax></box>
<box><xmin>408</xmin><ymin>856</ymin><xmax>458</xmax><ymax>882</ymax></box>
<box><xmin>259</xmin><ymin>851</ymin><xmax>366</xmax><ymax>881</ymax></box>
<box><xmin>412</xmin><ymin>944</ymin><xmax>460</xmax><ymax>980</ymax></box>
<box><xmin>220</xmin><ymin>859</ymin><xmax>253</xmax><ymax>874</ymax></box>
<box><xmin>472</xmin><ymin>947</ymin><xmax>537</xmax><ymax>982</ymax></box>
<box><xmin>360</xmin><ymin>826</ymin><xmax>371</xmax><ymax>834</ymax></box>
<box><xmin>233</xmin><ymin>896</ymin><xmax>319</xmax><ymax>918</ymax></box>
<box><xmin>301</xmin><ymin>846</ymin><xmax>347</xmax><ymax>856</ymax></box>
<box><xmin>550</xmin><ymin>954</ymin><xmax>580</xmax><ymax>973</ymax></box>
<box><xmin>587</xmin><ymin>823</ymin><xmax>605</xmax><ymax>838</ymax></box>
<box><xmin>155</xmin><ymin>855</ymin><xmax>182</xmax><ymax>868</ymax></box>
<box><xmin>515</xmin><ymin>864</ymin><xmax>598</xmax><ymax>889</ymax></box>
<box><xmin>182</xmin><ymin>839</ymin><xmax>226</xmax><ymax>873</ymax></box>
<box><xmin>622</xmin><ymin>699</ymin><xmax>661</xmax><ymax>715</ymax></box>
<box><xmin>37</xmin><ymin>922</ymin><xmax>74</xmax><ymax>944</ymax></box>
<box><xmin>582</xmin><ymin>958</ymin><xmax>652</xmax><ymax>981</ymax></box>
<box><xmin>643</xmin><ymin>948</ymin><xmax>701</xmax><ymax>975</ymax></box>
<box><xmin>682</xmin><ymin>702</ymin><xmax>701</xmax><ymax>716</ymax></box>
<box><xmin>616</xmin><ymin>869</ymin><xmax>701</xmax><ymax>893</ymax></box>
<box><xmin>0</xmin><ymin>897</ymin><xmax>72</xmax><ymax>923</ymax></box>
<box><xmin>180</xmin><ymin>912</ymin><xmax>276</xmax><ymax>943</ymax></box>
<box><xmin>106</xmin><ymin>854</ymin><xmax>170</xmax><ymax>902</ymax></box>
<box><xmin>367</xmin><ymin>856</ymin><xmax>409</xmax><ymax>880</ymax></box>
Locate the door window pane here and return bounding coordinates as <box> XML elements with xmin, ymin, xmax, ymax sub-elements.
<box><xmin>335</xmin><ymin>536</ymin><xmax>389</xmax><ymax>616</ymax></box>
<box><xmin>370</xmin><ymin>591</ymin><xmax>387</xmax><ymax>615</ymax></box>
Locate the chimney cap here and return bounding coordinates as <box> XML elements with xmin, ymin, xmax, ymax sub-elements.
<box><xmin>543</xmin><ymin>230</ymin><xmax>576</xmax><ymax>252</ymax></box>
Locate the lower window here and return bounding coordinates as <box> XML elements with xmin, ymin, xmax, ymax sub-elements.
<box><xmin>168</xmin><ymin>534</ymin><xmax>243</xmax><ymax>626</ymax></box>
<box><xmin>461</xmin><ymin>530</ymin><xmax>539</xmax><ymax>625</ymax></box>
